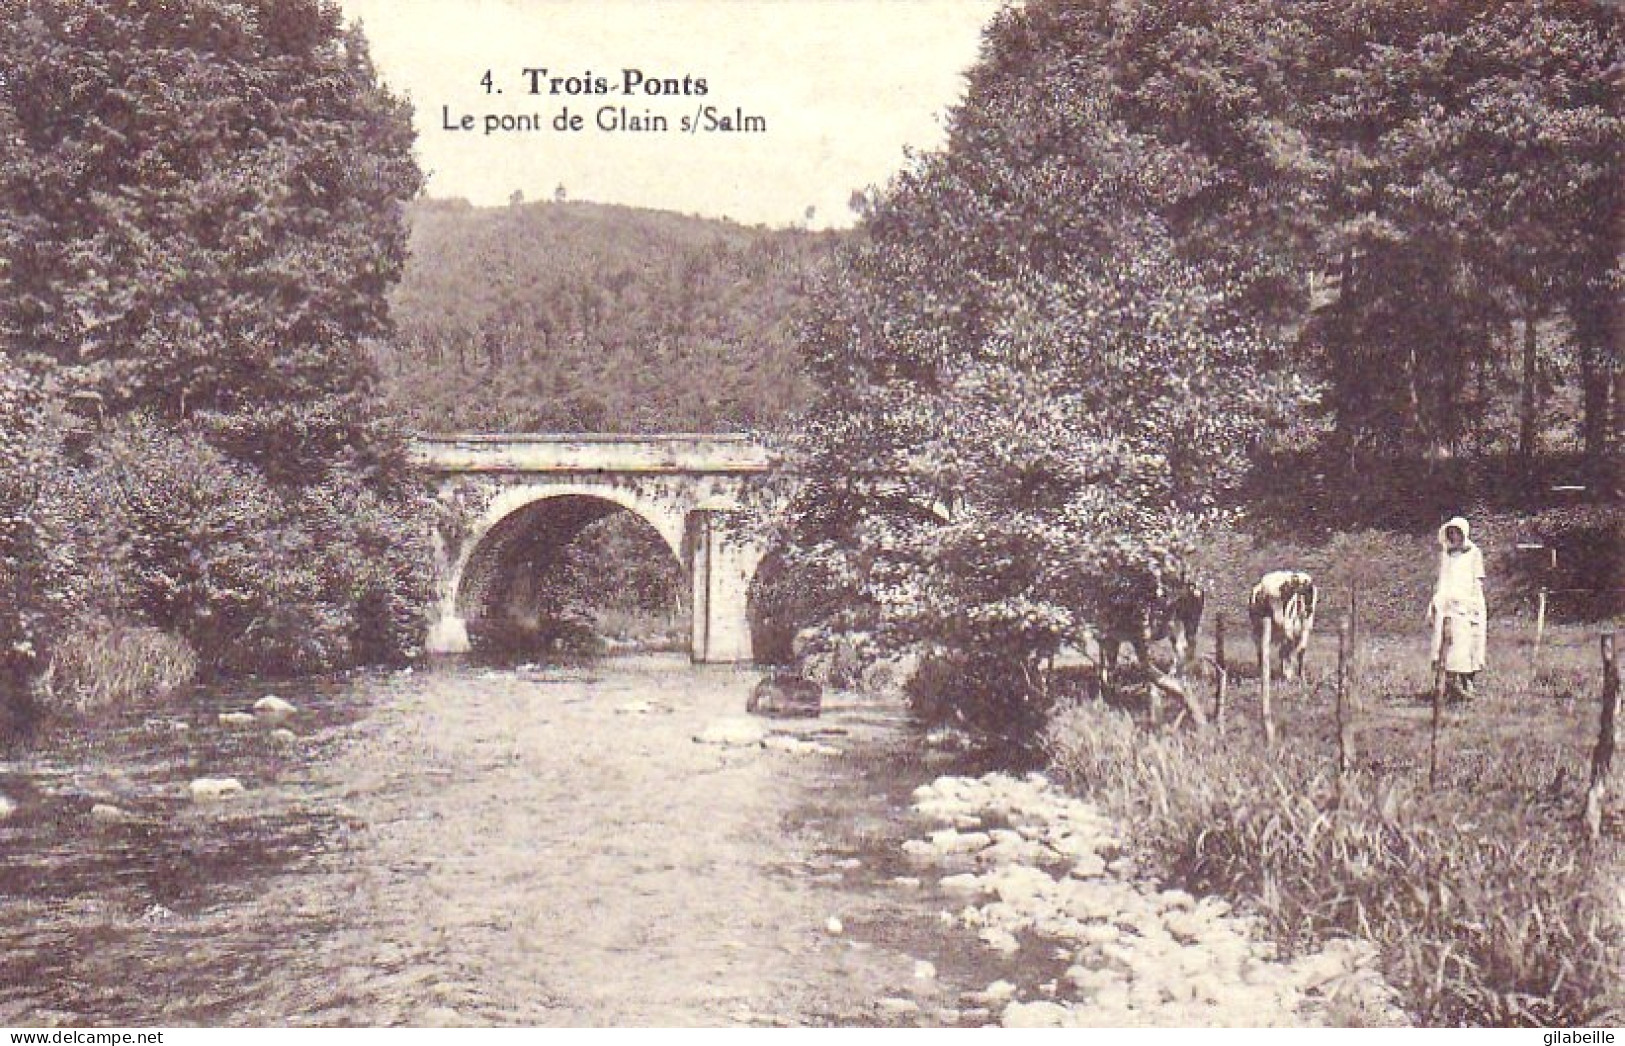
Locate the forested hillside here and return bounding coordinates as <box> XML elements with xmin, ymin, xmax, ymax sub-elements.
<box><xmin>376</xmin><ymin>199</ymin><xmax>843</xmax><ymax>434</ymax></box>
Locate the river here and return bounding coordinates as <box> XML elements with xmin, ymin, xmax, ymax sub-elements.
<box><xmin>0</xmin><ymin>655</ymin><xmax>1029</xmax><ymax>1027</ymax></box>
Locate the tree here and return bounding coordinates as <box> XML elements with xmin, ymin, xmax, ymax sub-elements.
<box><xmin>789</xmin><ymin>0</ymin><xmax>1310</xmax><ymax>737</ymax></box>
<box><xmin>0</xmin><ymin>0</ymin><xmax>422</xmax><ymax>485</ymax></box>
<box><xmin>0</xmin><ymin>0</ymin><xmax>432</xmax><ymax>674</ymax></box>
<box><xmin>1301</xmin><ymin>0</ymin><xmax>1622</xmax><ymax>460</ymax></box>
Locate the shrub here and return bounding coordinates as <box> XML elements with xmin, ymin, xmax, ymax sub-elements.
<box><xmin>1043</xmin><ymin>697</ymin><xmax>1623</xmax><ymax>1026</ymax></box>
<box><xmin>906</xmin><ymin>650</ymin><xmax>1054</xmax><ymax>749</ymax></box>
<box><xmin>0</xmin><ymin>365</ymin><xmax>84</xmax><ymax>725</ymax></box>
<box><xmin>74</xmin><ymin>418</ymin><xmax>433</xmax><ymax>677</ymax></box>
<box><xmin>42</xmin><ymin>619</ymin><xmax>196</xmax><ymax>715</ymax></box>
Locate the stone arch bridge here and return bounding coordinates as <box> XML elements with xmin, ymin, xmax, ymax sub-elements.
<box><xmin>413</xmin><ymin>434</ymin><xmax>776</xmax><ymax>663</ymax></box>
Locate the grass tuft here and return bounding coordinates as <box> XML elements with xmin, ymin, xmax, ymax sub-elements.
<box><xmin>42</xmin><ymin>619</ymin><xmax>197</xmax><ymax>715</ymax></box>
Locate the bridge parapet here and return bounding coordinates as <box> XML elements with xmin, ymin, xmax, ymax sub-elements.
<box><xmin>412</xmin><ymin>433</ymin><xmax>773</xmax><ymax>475</ymax></box>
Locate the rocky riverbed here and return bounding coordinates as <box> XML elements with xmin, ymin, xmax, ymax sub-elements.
<box><xmin>897</xmin><ymin>772</ymin><xmax>1408</xmax><ymax>1027</ymax></box>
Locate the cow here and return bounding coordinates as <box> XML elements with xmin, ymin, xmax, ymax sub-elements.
<box><xmin>1096</xmin><ymin>575</ymin><xmax>1205</xmax><ymax>689</ymax></box>
<box><xmin>1248</xmin><ymin>570</ymin><xmax>1317</xmax><ymax>682</ymax></box>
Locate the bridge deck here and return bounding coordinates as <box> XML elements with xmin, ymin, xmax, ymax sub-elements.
<box><xmin>411</xmin><ymin>434</ymin><xmax>773</xmax><ymax>474</ymax></box>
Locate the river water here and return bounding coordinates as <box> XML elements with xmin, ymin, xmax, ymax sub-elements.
<box><xmin>0</xmin><ymin>655</ymin><xmax>1032</xmax><ymax>1027</ymax></box>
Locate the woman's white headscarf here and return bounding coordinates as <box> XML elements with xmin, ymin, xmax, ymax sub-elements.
<box><xmin>1438</xmin><ymin>516</ymin><xmax>1474</xmax><ymax>551</ymax></box>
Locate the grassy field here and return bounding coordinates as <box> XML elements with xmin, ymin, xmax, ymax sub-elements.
<box><xmin>1045</xmin><ymin>616</ymin><xmax>1623</xmax><ymax>1026</ymax></box>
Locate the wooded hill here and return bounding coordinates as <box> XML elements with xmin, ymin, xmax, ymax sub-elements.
<box><xmin>375</xmin><ymin>198</ymin><xmax>843</xmax><ymax>434</ymax></box>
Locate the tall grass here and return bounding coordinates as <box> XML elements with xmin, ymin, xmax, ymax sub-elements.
<box><xmin>43</xmin><ymin>619</ymin><xmax>197</xmax><ymax>715</ymax></box>
<box><xmin>1043</xmin><ymin>632</ymin><xmax>1623</xmax><ymax>1026</ymax></box>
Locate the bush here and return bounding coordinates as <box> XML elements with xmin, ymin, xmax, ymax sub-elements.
<box><xmin>1043</xmin><ymin>696</ymin><xmax>1623</xmax><ymax>1026</ymax></box>
<box><xmin>0</xmin><ymin>365</ymin><xmax>84</xmax><ymax>724</ymax></box>
<box><xmin>74</xmin><ymin>418</ymin><xmax>432</xmax><ymax>677</ymax></box>
<box><xmin>907</xmin><ymin>650</ymin><xmax>1055</xmax><ymax>750</ymax></box>
<box><xmin>42</xmin><ymin>619</ymin><xmax>196</xmax><ymax>715</ymax></box>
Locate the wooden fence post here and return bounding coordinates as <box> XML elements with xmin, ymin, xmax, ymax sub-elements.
<box><xmin>1348</xmin><ymin>582</ymin><xmax>1359</xmax><ymax>675</ymax></box>
<box><xmin>1260</xmin><ymin>615</ymin><xmax>1276</xmax><ymax>748</ymax></box>
<box><xmin>1337</xmin><ymin>620</ymin><xmax>1355</xmax><ymax>776</ymax></box>
<box><xmin>1531</xmin><ymin>587</ymin><xmax>1549</xmax><ymax>678</ymax></box>
<box><xmin>1430</xmin><ymin>617</ymin><xmax>1452</xmax><ymax>788</ymax></box>
<box><xmin>1214</xmin><ymin>613</ymin><xmax>1228</xmax><ymax>733</ymax></box>
<box><xmin>1583</xmin><ymin>632</ymin><xmax>1619</xmax><ymax>841</ymax></box>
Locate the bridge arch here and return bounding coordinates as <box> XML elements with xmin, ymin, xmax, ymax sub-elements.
<box><xmin>444</xmin><ymin>483</ymin><xmax>687</xmax><ymax>655</ymax></box>
<box><xmin>418</xmin><ymin>435</ymin><xmax>773</xmax><ymax>662</ymax></box>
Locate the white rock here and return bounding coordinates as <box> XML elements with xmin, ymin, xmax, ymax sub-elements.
<box><xmin>929</xmin><ymin>829</ymin><xmax>991</xmax><ymax>855</ymax></box>
<box><xmin>964</xmin><ymin>980</ymin><xmax>1017</xmax><ymax>1006</ymax></box>
<box><xmin>140</xmin><ymin>903</ymin><xmax>175</xmax><ymax>924</ymax></box>
<box><xmin>1069</xmin><ymin>854</ymin><xmax>1108</xmax><ymax>878</ymax></box>
<box><xmin>901</xmin><ymin>839</ymin><xmax>937</xmax><ymax>860</ymax></box>
<box><xmin>1078</xmin><ymin>922</ymin><xmax>1120</xmax><ymax>946</ymax></box>
<box><xmin>914</xmin><ymin>959</ymin><xmax>937</xmax><ymax>980</ymax></box>
<box><xmin>89</xmin><ymin>803</ymin><xmax>128</xmax><ymax>823</ymax></box>
<box><xmin>825</xmin><ymin>916</ymin><xmax>844</xmax><ymax>934</ymax></box>
<box><xmin>269</xmin><ymin>728</ymin><xmax>298</xmax><ymax>744</ymax></box>
<box><xmin>978</xmin><ymin>926</ymin><xmax>1021</xmax><ymax>953</ymax></box>
<box><xmin>693</xmin><ymin>718</ymin><xmax>767</xmax><ymax>747</ymax></box>
<box><xmin>217</xmin><ymin>712</ymin><xmax>256</xmax><ymax>727</ymax></box>
<box><xmin>938</xmin><ymin>873</ymin><xmax>985</xmax><ymax>897</ymax></box>
<box><xmin>987</xmin><ymin>864</ymin><xmax>1055</xmax><ymax>906</ymax></box>
<box><xmin>763</xmin><ymin>735</ymin><xmax>840</xmax><ymax>757</ymax></box>
<box><xmin>892</xmin><ymin>876</ymin><xmax>922</xmax><ymax>889</ymax></box>
<box><xmin>0</xmin><ymin>794</ymin><xmax>15</xmax><ymax>820</ymax></box>
<box><xmin>876</xmin><ymin>997</ymin><xmax>919</xmax><ymax>1018</ymax></box>
<box><xmin>1157</xmin><ymin>888</ymin><xmax>1196</xmax><ymax>911</ymax></box>
<box><xmin>615</xmin><ymin>700</ymin><xmax>654</xmax><ymax>715</ymax></box>
<box><xmin>252</xmin><ymin>695</ymin><xmax>296</xmax><ymax>721</ymax></box>
<box><xmin>189</xmin><ymin>777</ymin><xmax>245</xmax><ymax>802</ymax></box>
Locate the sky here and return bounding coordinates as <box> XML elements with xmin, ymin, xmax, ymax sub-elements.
<box><xmin>335</xmin><ymin>0</ymin><xmax>1004</xmax><ymax>228</ymax></box>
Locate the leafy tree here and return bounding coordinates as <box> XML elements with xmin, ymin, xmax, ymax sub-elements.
<box><xmin>790</xmin><ymin>1</ymin><xmax>1311</xmax><ymax>737</ymax></box>
<box><xmin>0</xmin><ymin>0</ymin><xmax>421</xmax><ymax>483</ymax></box>
<box><xmin>0</xmin><ymin>0</ymin><xmax>432</xmax><ymax>675</ymax></box>
<box><xmin>1304</xmin><ymin>0</ymin><xmax>1622</xmax><ymax>460</ymax></box>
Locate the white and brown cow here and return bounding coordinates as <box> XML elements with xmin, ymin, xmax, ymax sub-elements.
<box><xmin>1248</xmin><ymin>570</ymin><xmax>1317</xmax><ymax>681</ymax></box>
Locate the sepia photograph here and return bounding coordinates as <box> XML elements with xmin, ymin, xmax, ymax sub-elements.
<box><xmin>0</xmin><ymin>0</ymin><xmax>1620</xmax><ymax>1031</ymax></box>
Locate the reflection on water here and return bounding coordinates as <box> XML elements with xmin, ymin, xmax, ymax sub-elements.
<box><xmin>0</xmin><ymin>656</ymin><xmax>1018</xmax><ymax>1027</ymax></box>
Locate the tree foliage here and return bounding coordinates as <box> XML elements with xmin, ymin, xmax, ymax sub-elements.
<box><xmin>0</xmin><ymin>364</ymin><xmax>81</xmax><ymax>709</ymax></box>
<box><xmin>1299</xmin><ymin>0</ymin><xmax>1623</xmax><ymax>459</ymax></box>
<box><xmin>0</xmin><ymin>0</ymin><xmax>421</xmax><ymax>466</ymax></box>
<box><xmin>790</xmin><ymin>1</ymin><xmax>1313</xmax><ymax>732</ymax></box>
<box><xmin>0</xmin><ymin>0</ymin><xmax>432</xmax><ymax>688</ymax></box>
<box><xmin>378</xmin><ymin>199</ymin><xmax>836</xmax><ymax>434</ymax></box>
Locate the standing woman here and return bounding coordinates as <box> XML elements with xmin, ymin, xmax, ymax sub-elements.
<box><xmin>1428</xmin><ymin>516</ymin><xmax>1487</xmax><ymax>698</ymax></box>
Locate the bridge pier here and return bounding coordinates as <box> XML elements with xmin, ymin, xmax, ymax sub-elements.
<box><xmin>688</xmin><ymin>510</ymin><xmax>764</xmax><ymax>664</ymax></box>
<box><xmin>426</xmin><ymin>609</ymin><xmax>471</xmax><ymax>655</ymax></box>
